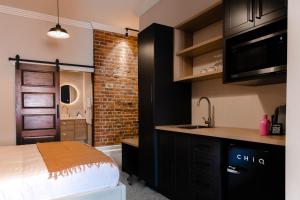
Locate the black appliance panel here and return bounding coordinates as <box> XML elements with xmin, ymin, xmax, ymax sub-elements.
<box><xmin>224</xmin><ymin>19</ymin><xmax>287</xmax><ymax>84</ymax></box>
<box><xmin>229</xmin><ymin>31</ymin><xmax>287</xmax><ymax>78</ymax></box>
<box><xmin>227</xmin><ymin>145</ymin><xmax>285</xmax><ymax>200</ymax></box>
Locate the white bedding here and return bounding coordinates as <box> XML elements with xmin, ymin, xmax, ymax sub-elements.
<box><xmin>0</xmin><ymin>144</ymin><xmax>119</xmax><ymax>200</ymax></box>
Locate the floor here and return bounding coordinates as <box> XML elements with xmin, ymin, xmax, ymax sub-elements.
<box><xmin>120</xmin><ymin>172</ymin><xmax>169</xmax><ymax>200</ymax></box>
<box><xmin>104</xmin><ymin>147</ymin><xmax>169</xmax><ymax>200</ymax></box>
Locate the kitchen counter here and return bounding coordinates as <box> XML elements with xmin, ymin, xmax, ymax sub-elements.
<box><xmin>121</xmin><ymin>137</ymin><xmax>139</xmax><ymax>148</ymax></box>
<box><xmin>155</xmin><ymin>125</ymin><xmax>285</xmax><ymax>146</ymax></box>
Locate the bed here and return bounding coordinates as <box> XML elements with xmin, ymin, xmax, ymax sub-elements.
<box><xmin>0</xmin><ymin>143</ymin><xmax>125</xmax><ymax>200</ymax></box>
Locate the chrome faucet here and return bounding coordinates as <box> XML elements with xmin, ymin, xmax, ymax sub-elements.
<box><xmin>197</xmin><ymin>97</ymin><xmax>213</xmax><ymax>128</ymax></box>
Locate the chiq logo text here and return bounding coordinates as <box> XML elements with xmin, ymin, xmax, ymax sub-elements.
<box><xmin>236</xmin><ymin>154</ymin><xmax>265</xmax><ymax>165</ymax></box>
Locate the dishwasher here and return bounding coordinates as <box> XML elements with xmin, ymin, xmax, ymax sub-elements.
<box><xmin>227</xmin><ymin>144</ymin><xmax>285</xmax><ymax>200</ymax></box>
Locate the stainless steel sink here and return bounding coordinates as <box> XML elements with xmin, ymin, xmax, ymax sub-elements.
<box><xmin>176</xmin><ymin>125</ymin><xmax>210</xmax><ymax>129</ymax></box>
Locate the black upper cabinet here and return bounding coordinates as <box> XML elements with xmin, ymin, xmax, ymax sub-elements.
<box><xmin>225</xmin><ymin>0</ymin><xmax>255</xmax><ymax>37</ymax></box>
<box><xmin>224</xmin><ymin>0</ymin><xmax>287</xmax><ymax>37</ymax></box>
<box><xmin>138</xmin><ymin>23</ymin><xmax>191</xmax><ymax>188</ymax></box>
<box><xmin>254</xmin><ymin>0</ymin><xmax>287</xmax><ymax>26</ymax></box>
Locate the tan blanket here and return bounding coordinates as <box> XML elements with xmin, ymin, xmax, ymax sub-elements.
<box><xmin>37</xmin><ymin>141</ymin><xmax>114</xmax><ymax>179</ymax></box>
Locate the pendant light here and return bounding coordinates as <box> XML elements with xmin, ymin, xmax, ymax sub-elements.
<box><xmin>47</xmin><ymin>0</ymin><xmax>70</xmax><ymax>39</ymax></box>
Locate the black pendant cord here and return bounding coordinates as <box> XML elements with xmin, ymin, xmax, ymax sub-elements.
<box><xmin>57</xmin><ymin>0</ymin><xmax>60</xmax><ymax>24</ymax></box>
<box><xmin>8</xmin><ymin>55</ymin><xmax>94</xmax><ymax>69</ymax></box>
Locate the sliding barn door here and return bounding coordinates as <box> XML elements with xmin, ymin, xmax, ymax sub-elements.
<box><xmin>16</xmin><ymin>63</ymin><xmax>60</xmax><ymax>145</ymax></box>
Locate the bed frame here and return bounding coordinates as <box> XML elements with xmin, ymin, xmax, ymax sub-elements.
<box><xmin>54</xmin><ymin>182</ymin><xmax>126</xmax><ymax>200</ymax></box>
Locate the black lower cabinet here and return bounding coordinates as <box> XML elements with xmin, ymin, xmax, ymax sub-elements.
<box><xmin>189</xmin><ymin>136</ymin><xmax>223</xmax><ymax>200</ymax></box>
<box><xmin>157</xmin><ymin>131</ymin><xmax>223</xmax><ymax>200</ymax></box>
<box><xmin>156</xmin><ymin>131</ymin><xmax>285</xmax><ymax>200</ymax></box>
<box><xmin>157</xmin><ymin>132</ymin><xmax>175</xmax><ymax>199</ymax></box>
<box><xmin>174</xmin><ymin>134</ymin><xmax>190</xmax><ymax>200</ymax></box>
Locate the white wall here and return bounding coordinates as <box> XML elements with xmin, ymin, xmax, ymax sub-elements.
<box><xmin>140</xmin><ymin>0</ymin><xmax>219</xmax><ymax>30</ymax></box>
<box><xmin>0</xmin><ymin>0</ymin><xmax>140</xmax><ymax>29</ymax></box>
<box><xmin>286</xmin><ymin>0</ymin><xmax>300</xmax><ymax>199</ymax></box>
<box><xmin>193</xmin><ymin>79</ymin><xmax>286</xmax><ymax>129</ymax></box>
<box><xmin>0</xmin><ymin>13</ymin><xmax>93</xmax><ymax>145</ymax></box>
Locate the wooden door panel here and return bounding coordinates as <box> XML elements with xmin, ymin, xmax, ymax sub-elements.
<box><xmin>22</xmin><ymin>129</ymin><xmax>57</xmax><ymax>137</ymax></box>
<box><xmin>16</xmin><ymin>63</ymin><xmax>60</xmax><ymax>145</ymax></box>
<box><xmin>22</xmin><ymin>71</ymin><xmax>55</xmax><ymax>86</ymax></box>
<box><xmin>22</xmin><ymin>109</ymin><xmax>56</xmax><ymax>115</ymax></box>
<box><xmin>23</xmin><ymin>93</ymin><xmax>55</xmax><ymax>108</ymax></box>
<box><xmin>23</xmin><ymin>115</ymin><xmax>55</xmax><ymax>130</ymax></box>
<box><xmin>21</xmin><ymin>86</ymin><xmax>56</xmax><ymax>93</ymax></box>
<box><xmin>23</xmin><ymin>136</ymin><xmax>56</xmax><ymax>144</ymax></box>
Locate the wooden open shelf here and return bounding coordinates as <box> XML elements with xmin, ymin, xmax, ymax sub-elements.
<box><xmin>175</xmin><ymin>1</ymin><xmax>223</xmax><ymax>32</ymax></box>
<box><xmin>174</xmin><ymin>1</ymin><xmax>224</xmax><ymax>82</ymax></box>
<box><xmin>174</xmin><ymin>68</ymin><xmax>223</xmax><ymax>82</ymax></box>
<box><xmin>176</xmin><ymin>36</ymin><xmax>223</xmax><ymax>57</ymax></box>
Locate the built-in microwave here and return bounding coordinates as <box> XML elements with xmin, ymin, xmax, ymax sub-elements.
<box><xmin>224</xmin><ymin>20</ymin><xmax>287</xmax><ymax>85</ymax></box>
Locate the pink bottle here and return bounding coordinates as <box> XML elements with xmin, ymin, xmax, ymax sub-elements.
<box><xmin>260</xmin><ymin>114</ymin><xmax>270</xmax><ymax>136</ymax></box>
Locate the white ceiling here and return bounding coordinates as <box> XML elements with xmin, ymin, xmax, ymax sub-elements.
<box><xmin>0</xmin><ymin>0</ymin><xmax>160</xmax><ymax>29</ymax></box>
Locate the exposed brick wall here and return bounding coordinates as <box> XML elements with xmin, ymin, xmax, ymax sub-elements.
<box><xmin>93</xmin><ymin>29</ymin><xmax>138</xmax><ymax>146</ymax></box>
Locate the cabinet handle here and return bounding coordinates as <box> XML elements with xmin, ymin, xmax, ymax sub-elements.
<box><xmin>150</xmin><ymin>85</ymin><xmax>153</xmax><ymax>104</ymax></box>
<box><xmin>256</xmin><ymin>0</ymin><xmax>262</xmax><ymax>19</ymax></box>
<box><xmin>248</xmin><ymin>0</ymin><xmax>254</xmax><ymax>22</ymax></box>
<box><xmin>227</xmin><ymin>166</ymin><xmax>241</xmax><ymax>174</ymax></box>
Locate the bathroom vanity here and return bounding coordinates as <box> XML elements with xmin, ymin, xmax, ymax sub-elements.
<box><xmin>61</xmin><ymin>119</ymin><xmax>88</xmax><ymax>141</ymax></box>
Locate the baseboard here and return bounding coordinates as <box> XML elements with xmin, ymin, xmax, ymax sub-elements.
<box><xmin>96</xmin><ymin>144</ymin><xmax>121</xmax><ymax>153</ymax></box>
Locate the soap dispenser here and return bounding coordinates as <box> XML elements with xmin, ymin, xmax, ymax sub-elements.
<box><xmin>260</xmin><ymin>114</ymin><xmax>270</xmax><ymax>136</ymax></box>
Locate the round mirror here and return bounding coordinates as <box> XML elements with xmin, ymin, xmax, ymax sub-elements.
<box><xmin>61</xmin><ymin>85</ymin><xmax>79</xmax><ymax>104</ymax></box>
